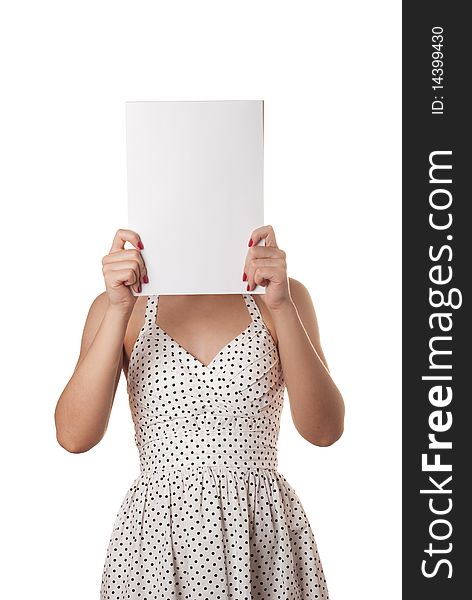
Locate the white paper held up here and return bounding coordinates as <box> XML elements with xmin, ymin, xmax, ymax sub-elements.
<box><xmin>126</xmin><ymin>100</ymin><xmax>265</xmax><ymax>295</ymax></box>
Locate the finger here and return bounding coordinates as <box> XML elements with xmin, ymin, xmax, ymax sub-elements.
<box><xmin>248</xmin><ymin>224</ymin><xmax>278</xmax><ymax>248</ymax></box>
<box><xmin>104</xmin><ymin>261</ymin><xmax>142</xmax><ymax>293</ymax></box>
<box><xmin>106</xmin><ymin>259</ymin><xmax>143</xmax><ymax>288</ymax></box>
<box><xmin>243</xmin><ymin>248</ymin><xmax>286</xmax><ymax>280</ymax></box>
<box><xmin>107</xmin><ymin>267</ymin><xmax>139</xmax><ymax>290</ymax></box>
<box><xmin>245</xmin><ymin>258</ymin><xmax>284</xmax><ymax>291</ymax></box>
<box><xmin>102</xmin><ymin>254</ymin><xmax>146</xmax><ymax>291</ymax></box>
<box><xmin>103</xmin><ymin>249</ymin><xmax>148</xmax><ymax>280</ymax></box>
<box><xmin>109</xmin><ymin>228</ymin><xmax>144</xmax><ymax>254</ymax></box>
<box><xmin>252</xmin><ymin>266</ymin><xmax>284</xmax><ymax>290</ymax></box>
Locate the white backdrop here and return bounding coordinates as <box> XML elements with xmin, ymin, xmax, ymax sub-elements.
<box><xmin>0</xmin><ymin>1</ymin><xmax>401</xmax><ymax>598</ymax></box>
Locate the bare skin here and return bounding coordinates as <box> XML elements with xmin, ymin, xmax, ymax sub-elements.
<box><xmin>54</xmin><ymin>226</ymin><xmax>345</xmax><ymax>453</ymax></box>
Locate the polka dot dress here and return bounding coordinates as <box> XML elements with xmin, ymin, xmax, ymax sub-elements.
<box><xmin>100</xmin><ymin>294</ymin><xmax>329</xmax><ymax>599</ymax></box>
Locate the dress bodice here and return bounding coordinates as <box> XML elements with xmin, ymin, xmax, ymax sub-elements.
<box><xmin>126</xmin><ymin>294</ymin><xmax>285</xmax><ymax>474</ymax></box>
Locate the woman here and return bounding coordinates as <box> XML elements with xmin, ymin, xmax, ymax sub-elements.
<box><xmin>55</xmin><ymin>224</ymin><xmax>345</xmax><ymax>599</ymax></box>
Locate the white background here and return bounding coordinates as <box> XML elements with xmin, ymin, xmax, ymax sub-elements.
<box><xmin>0</xmin><ymin>1</ymin><xmax>401</xmax><ymax>598</ymax></box>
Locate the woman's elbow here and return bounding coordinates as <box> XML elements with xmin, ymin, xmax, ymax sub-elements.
<box><xmin>55</xmin><ymin>419</ymin><xmax>102</xmax><ymax>453</ymax></box>
<box><xmin>313</xmin><ymin>425</ymin><xmax>344</xmax><ymax>447</ymax></box>
<box><xmin>56</xmin><ymin>433</ymin><xmax>93</xmax><ymax>454</ymax></box>
<box><xmin>54</xmin><ymin>403</ymin><xmax>102</xmax><ymax>453</ymax></box>
<box><xmin>298</xmin><ymin>420</ymin><xmax>344</xmax><ymax>447</ymax></box>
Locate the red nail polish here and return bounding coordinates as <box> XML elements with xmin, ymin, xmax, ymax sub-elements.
<box><xmin>242</xmin><ymin>272</ymin><xmax>247</xmax><ymax>281</ymax></box>
<box><xmin>138</xmin><ymin>240</ymin><xmax>144</xmax><ymax>249</ymax></box>
<box><xmin>143</xmin><ymin>274</ymin><xmax>149</xmax><ymax>284</ymax></box>
<box><xmin>246</xmin><ymin>283</ymin><xmax>250</xmax><ymax>291</ymax></box>
<box><xmin>138</xmin><ymin>284</ymin><xmax>142</xmax><ymax>293</ymax></box>
<box><xmin>248</xmin><ymin>238</ymin><xmax>253</xmax><ymax>247</ymax></box>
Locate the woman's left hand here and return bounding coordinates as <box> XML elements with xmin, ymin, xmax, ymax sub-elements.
<box><xmin>243</xmin><ymin>224</ymin><xmax>292</xmax><ymax>312</ymax></box>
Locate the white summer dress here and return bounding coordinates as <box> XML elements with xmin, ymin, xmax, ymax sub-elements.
<box><xmin>100</xmin><ymin>293</ymin><xmax>329</xmax><ymax>599</ymax></box>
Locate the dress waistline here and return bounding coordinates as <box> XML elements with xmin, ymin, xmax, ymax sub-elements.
<box><xmin>137</xmin><ymin>429</ymin><xmax>278</xmax><ymax>474</ymax></box>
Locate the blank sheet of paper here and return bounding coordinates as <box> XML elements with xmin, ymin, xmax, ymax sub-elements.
<box><xmin>126</xmin><ymin>100</ymin><xmax>265</xmax><ymax>295</ymax></box>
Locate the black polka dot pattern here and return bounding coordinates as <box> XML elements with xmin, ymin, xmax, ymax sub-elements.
<box><xmin>100</xmin><ymin>294</ymin><xmax>329</xmax><ymax>599</ymax></box>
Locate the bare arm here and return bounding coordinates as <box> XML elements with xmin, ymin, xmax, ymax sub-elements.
<box><xmin>244</xmin><ymin>224</ymin><xmax>345</xmax><ymax>447</ymax></box>
<box><xmin>54</xmin><ymin>294</ymin><xmax>132</xmax><ymax>453</ymax></box>
<box><xmin>54</xmin><ymin>228</ymin><xmax>148</xmax><ymax>453</ymax></box>
<box><xmin>272</xmin><ymin>277</ymin><xmax>345</xmax><ymax>446</ymax></box>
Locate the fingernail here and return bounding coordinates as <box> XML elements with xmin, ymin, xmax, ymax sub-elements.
<box><xmin>246</xmin><ymin>283</ymin><xmax>250</xmax><ymax>291</ymax></box>
<box><xmin>143</xmin><ymin>274</ymin><xmax>149</xmax><ymax>284</ymax></box>
<box><xmin>138</xmin><ymin>283</ymin><xmax>142</xmax><ymax>293</ymax></box>
<box><xmin>138</xmin><ymin>240</ymin><xmax>144</xmax><ymax>249</ymax></box>
<box><xmin>248</xmin><ymin>238</ymin><xmax>253</xmax><ymax>247</ymax></box>
<box><xmin>242</xmin><ymin>272</ymin><xmax>247</xmax><ymax>281</ymax></box>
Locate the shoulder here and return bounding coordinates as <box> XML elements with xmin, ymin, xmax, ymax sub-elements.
<box><xmin>85</xmin><ymin>291</ymin><xmax>147</xmax><ymax>319</ymax></box>
<box><xmin>78</xmin><ymin>291</ymin><xmax>110</xmax><ymax>351</ymax></box>
<box><xmin>88</xmin><ymin>290</ymin><xmax>109</xmax><ymax>313</ymax></box>
<box><xmin>288</xmin><ymin>276</ymin><xmax>309</xmax><ymax>297</ymax></box>
<box><xmin>82</xmin><ymin>291</ymin><xmax>115</xmax><ymax>329</ymax></box>
<box><xmin>83</xmin><ymin>292</ymin><xmax>148</xmax><ymax>333</ymax></box>
<box><xmin>288</xmin><ymin>277</ymin><xmax>315</xmax><ymax>312</ymax></box>
<box><xmin>287</xmin><ymin>276</ymin><xmax>328</xmax><ymax>366</ymax></box>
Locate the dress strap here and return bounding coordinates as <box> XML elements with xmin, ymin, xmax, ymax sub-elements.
<box><xmin>144</xmin><ymin>293</ymin><xmax>263</xmax><ymax>332</ymax></box>
<box><xmin>243</xmin><ymin>293</ymin><xmax>264</xmax><ymax>325</ymax></box>
<box><xmin>142</xmin><ymin>295</ymin><xmax>159</xmax><ymax>332</ymax></box>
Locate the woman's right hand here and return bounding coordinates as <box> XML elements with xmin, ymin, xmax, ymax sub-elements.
<box><xmin>102</xmin><ymin>228</ymin><xmax>148</xmax><ymax>311</ymax></box>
